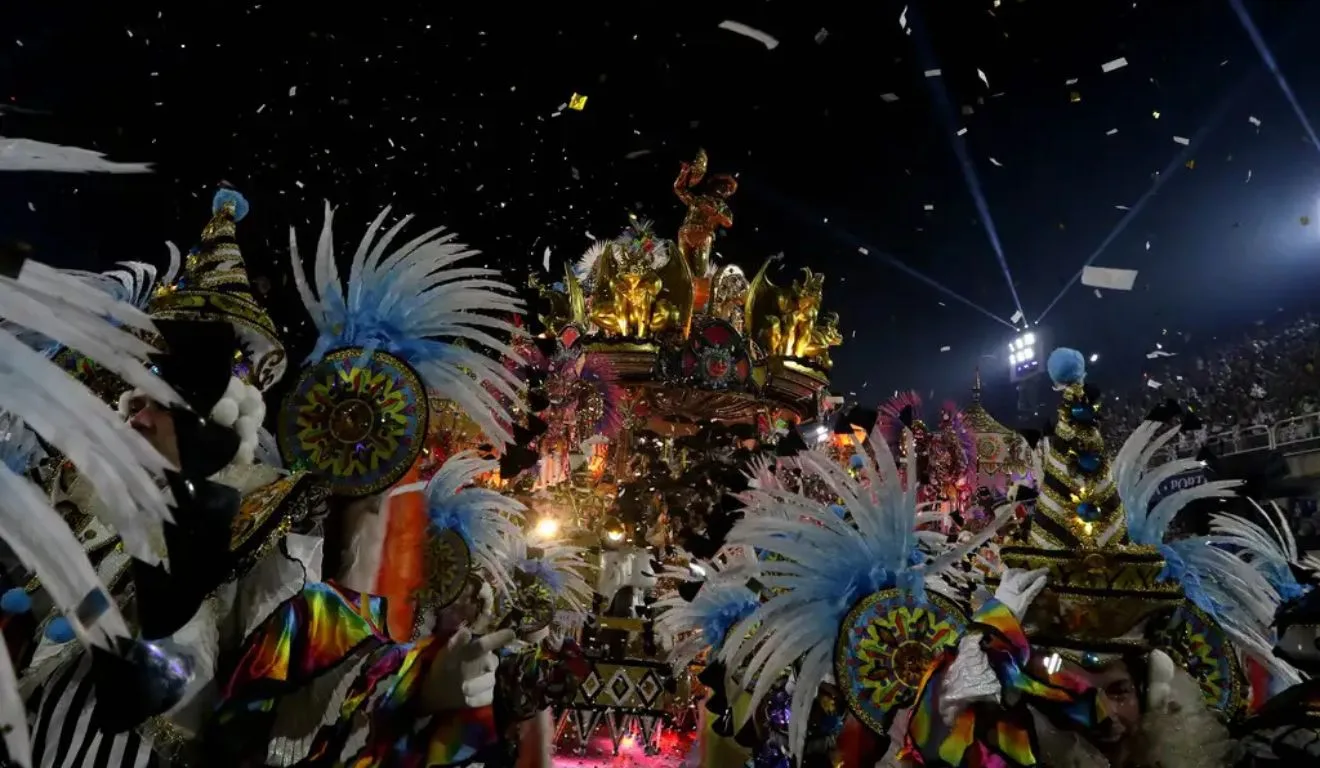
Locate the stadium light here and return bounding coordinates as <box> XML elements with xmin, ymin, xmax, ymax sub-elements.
<box><xmin>1008</xmin><ymin>329</ymin><xmax>1043</xmax><ymax>383</ymax></box>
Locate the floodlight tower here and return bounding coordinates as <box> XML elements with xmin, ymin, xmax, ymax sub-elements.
<box><xmin>1008</xmin><ymin>328</ymin><xmax>1047</xmax><ymax>422</ymax></box>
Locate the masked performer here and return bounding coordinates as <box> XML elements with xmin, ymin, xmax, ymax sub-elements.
<box><xmin>0</xmin><ymin>244</ymin><xmax>189</xmax><ymax>767</ymax></box>
<box><xmin>893</xmin><ymin>348</ymin><xmax>1301</xmax><ymax>768</ymax></box>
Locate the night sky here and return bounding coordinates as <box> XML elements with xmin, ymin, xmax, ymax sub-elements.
<box><xmin>3</xmin><ymin>1</ymin><xmax>1320</xmax><ymax>422</ymax></box>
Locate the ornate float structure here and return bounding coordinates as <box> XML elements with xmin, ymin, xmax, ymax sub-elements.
<box><xmin>963</xmin><ymin>369</ymin><xmax>1033</xmax><ymax>493</ymax></box>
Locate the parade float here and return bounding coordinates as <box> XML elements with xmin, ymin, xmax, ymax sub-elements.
<box><xmin>962</xmin><ymin>369</ymin><xmax>1033</xmax><ymax>493</ymax></box>
<box><xmin>519</xmin><ymin>149</ymin><xmax>841</xmax><ymax>756</ymax></box>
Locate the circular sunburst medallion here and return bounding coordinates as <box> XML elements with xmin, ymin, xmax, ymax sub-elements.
<box><xmin>511</xmin><ymin>580</ymin><xmax>557</xmax><ymax>636</ymax></box>
<box><xmin>424</xmin><ymin>528</ymin><xmax>473</xmax><ymax>609</ymax></box>
<box><xmin>276</xmin><ymin>347</ymin><xmax>428</xmax><ymax>497</ymax></box>
<box><xmin>1150</xmin><ymin>601</ymin><xmax>1246</xmax><ymax>720</ymax></box>
<box><xmin>835</xmin><ymin>588</ymin><xmax>968</xmax><ymax>735</ymax></box>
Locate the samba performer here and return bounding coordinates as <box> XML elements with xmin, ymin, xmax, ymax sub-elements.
<box><xmin>893</xmin><ymin>347</ymin><xmax>1301</xmax><ymax>768</ymax></box>
<box><xmin>212</xmin><ymin>202</ymin><xmax>572</xmax><ymax>766</ymax></box>
<box><xmin>0</xmin><ymin>243</ymin><xmax>191</xmax><ymax>767</ymax></box>
<box><xmin>10</xmin><ymin>188</ymin><xmax>339</xmax><ymax>768</ymax></box>
<box><xmin>702</xmin><ymin>421</ymin><xmax>1014</xmax><ymax>767</ymax></box>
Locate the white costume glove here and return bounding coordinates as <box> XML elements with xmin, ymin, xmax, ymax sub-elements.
<box><xmin>423</xmin><ymin>627</ymin><xmax>516</xmax><ymax>711</ymax></box>
<box><xmin>939</xmin><ymin>568</ymin><xmax>1049</xmax><ymax>725</ymax></box>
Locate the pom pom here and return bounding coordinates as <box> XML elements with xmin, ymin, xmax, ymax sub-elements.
<box><xmin>117</xmin><ymin>389</ymin><xmax>135</xmax><ymax>419</ymax></box>
<box><xmin>848</xmin><ymin>454</ymin><xmax>865</xmax><ymax>469</ymax></box>
<box><xmin>210</xmin><ymin>397</ymin><xmax>239</xmax><ymax>428</ymax></box>
<box><xmin>1046</xmin><ymin>347</ymin><xmax>1086</xmax><ymax>386</ymax></box>
<box><xmin>1</xmin><ymin>587</ymin><xmax>31</xmax><ymax>614</ymax></box>
<box><xmin>45</xmin><ymin>615</ymin><xmax>75</xmax><ymax>644</ymax></box>
<box><xmin>212</xmin><ymin>188</ymin><xmax>250</xmax><ymax>222</ymax></box>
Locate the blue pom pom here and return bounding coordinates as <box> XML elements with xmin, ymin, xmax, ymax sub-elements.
<box><xmin>212</xmin><ymin>188</ymin><xmax>249</xmax><ymax>222</ymax></box>
<box><xmin>1047</xmin><ymin>347</ymin><xmax>1086</xmax><ymax>386</ymax></box>
<box><xmin>848</xmin><ymin>454</ymin><xmax>865</xmax><ymax>469</ymax></box>
<box><xmin>828</xmin><ymin>504</ymin><xmax>848</xmax><ymax>519</ymax></box>
<box><xmin>0</xmin><ymin>587</ymin><xmax>31</xmax><ymax>614</ymax></box>
<box><xmin>44</xmin><ymin>616</ymin><xmax>75</xmax><ymax>644</ymax></box>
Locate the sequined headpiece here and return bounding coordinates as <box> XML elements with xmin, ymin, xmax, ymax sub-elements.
<box><xmin>147</xmin><ymin>187</ymin><xmax>286</xmax><ymax>391</ymax></box>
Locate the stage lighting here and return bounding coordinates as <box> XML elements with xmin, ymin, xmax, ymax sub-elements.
<box><xmin>1008</xmin><ymin>329</ymin><xmax>1044</xmax><ymax>383</ymax></box>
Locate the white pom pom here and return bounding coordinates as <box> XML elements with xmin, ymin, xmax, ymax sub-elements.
<box><xmin>234</xmin><ymin>440</ymin><xmax>257</xmax><ymax>466</ymax></box>
<box><xmin>117</xmin><ymin>390</ymin><xmax>135</xmax><ymax>420</ymax></box>
<box><xmin>210</xmin><ymin>397</ymin><xmax>239</xmax><ymax>428</ymax></box>
<box><xmin>1147</xmin><ymin>648</ymin><xmax>1175</xmax><ymax>712</ymax></box>
<box><xmin>224</xmin><ymin>376</ymin><xmax>245</xmax><ymax>402</ymax></box>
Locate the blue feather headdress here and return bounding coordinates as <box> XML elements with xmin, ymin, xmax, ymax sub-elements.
<box><xmin>653</xmin><ymin>555</ymin><xmax>762</xmax><ymax>675</ymax></box>
<box><xmin>719</xmin><ymin>430</ymin><xmax>1012</xmax><ymax>760</ymax></box>
<box><xmin>290</xmin><ymin>203</ymin><xmax>527</xmax><ymax>444</ymax></box>
<box><xmin>1112</xmin><ymin>420</ymin><xmax>1301</xmax><ymax>688</ymax></box>
<box><xmin>424</xmin><ymin>451</ymin><xmax>527</xmax><ymax>595</ymax></box>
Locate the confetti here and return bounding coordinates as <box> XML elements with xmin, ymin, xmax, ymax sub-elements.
<box><xmin>1101</xmin><ymin>57</ymin><xmax>1129</xmax><ymax>73</ymax></box>
<box><xmin>989</xmin><ymin>157</ymin><xmax>1003</xmax><ymax>167</ymax></box>
<box><xmin>939</xmin><ymin>346</ymin><xmax>951</xmax><ymax>353</ymax></box>
<box><xmin>1147</xmin><ymin>379</ymin><xmax>1163</xmax><ymax>390</ymax></box>
<box><xmin>717</xmin><ymin>20</ymin><xmax>779</xmax><ymax>50</ymax></box>
<box><xmin>1081</xmin><ymin>266</ymin><xmax>1138</xmax><ymax>291</ymax></box>
<box><xmin>977</xmin><ymin>68</ymin><xmax>989</xmax><ymax>88</ymax></box>
<box><xmin>568</xmin><ymin>92</ymin><xmax>588</xmax><ymax>110</ymax></box>
<box><xmin>1172</xmin><ymin>136</ymin><xmax>1190</xmax><ymax>146</ymax></box>
<box><xmin>923</xmin><ymin>203</ymin><xmax>934</xmax><ymax>211</ymax></box>
<box><xmin>814</xmin><ymin>28</ymin><xmax>829</xmax><ymax>44</ymax></box>
<box><xmin>1094</xmin><ymin>289</ymin><xmax>1103</xmax><ymax>299</ymax></box>
<box><xmin>899</xmin><ymin>5</ymin><xmax>909</xmax><ymax>31</ymax></box>
<box><xmin>1065</xmin><ymin>78</ymin><xmax>1079</xmax><ymax>85</ymax></box>
<box><xmin>542</xmin><ymin>246</ymin><xmax>552</xmax><ymax>272</ymax></box>
<box><xmin>288</xmin><ymin>85</ymin><xmax>297</xmax><ymax>97</ymax></box>
<box><xmin>1248</xmin><ymin>115</ymin><xmax>1261</xmax><ymax>127</ymax></box>
<box><xmin>1105</xmin><ymin>128</ymin><xmax>1118</xmax><ymax>136</ymax></box>
<box><xmin>858</xmin><ymin>247</ymin><xmax>869</xmax><ymax>255</ymax></box>
<box><xmin>880</xmin><ymin>93</ymin><xmax>900</xmax><ymax>103</ymax></box>
<box><xmin>1152</xmin><ymin>110</ymin><xmax>1161</xmax><ymax>119</ymax></box>
<box><xmin>1010</xmin><ymin>309</ymin><xmax>1023</xmax><ymax>324</ymax></box>
<box><xmin>924</xmin><ymin>69</ymin><xmax>942</xmax><ymax>78</ymax></box>
<box><xmin>1069</xmin><ymin>91</ymin><xmax>1081</xmax><ymax>103</ymax></box>
<box><xmin>1115</xmin><ymin>204</ymin><xmax>1130</xmax><ymax>210</ymax></box>
<box><xmin>956</xmin><ymin>127</ymin><xmax>968</xmax><ymax>137</ymax></box>
<box><xmin>1245</xmin><ymin>169</ymin><xmax>1253</xmax><ymax>183</ymax></box>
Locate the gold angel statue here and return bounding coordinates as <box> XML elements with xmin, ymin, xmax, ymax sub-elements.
<box><xmin>527</xmin><ymin>266</ymin><xmax>586</xmax><ymax>334</ymax></box>
<box><xmin>589</xmin><ymin>240</ymin><xmax>679</xmax><ymax>338</ymax></box>
<box><xmin>744</xmin><ymin>254</ymin><xmax>829</xmax><ymax>362</ymax></box>
<box><xmin>673</xmin><ymin>148</ymin><xmax>737</xmax><ymax>279</ymax></box>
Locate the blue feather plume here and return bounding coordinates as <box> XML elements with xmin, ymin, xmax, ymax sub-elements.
<box><xmin>424</xmin><ymin>451</ymin><xmax>526</xmax><ymax>595</ymax></box>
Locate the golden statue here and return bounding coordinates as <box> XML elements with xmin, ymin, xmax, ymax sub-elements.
<box><xmin>673</xmin><ymin>148</ymin><xmax>737</xmax><ymax>279</ymax></box>
<box><xmin>800</xmin><ymin>311</ymin><xmax>843</xmax><ymax>369</ymax></box>
<box><xmin>745</xmin><ymin>254</ymin><xmax>828</xmax><ymax>360</ymax></box>
<box><xmin>527</xmin><ymin>265</ymin><xmax>586</xmax><ymax>334</ymax></box>
<box><xmin>710</xmin><ymin>264</ymin><xmax>750</xmax><ymax>333</ymax></box>
<box><xmin>589</xmin><ymin>240</ymin><xmax>679</xmax><ymax>338</ymax></box>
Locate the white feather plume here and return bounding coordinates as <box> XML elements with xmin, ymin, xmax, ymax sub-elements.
<box><xmin>720</xmin><ymin>430</ymin><xmax>1013</xmax><ymax>761</ymax></box>
<box><xmin>653</xmin><ymin>558</ymin><xmax>761</xmax><ymax>674</ymax></box>
<box><xmin>290</xmin><ymin>203</ymin><xmax>527</xmax><ymax>445</ymax></box>
<box><xmin>0</xmin><ymin>137</ymin><xmax>152</xmax><ymax>174</ymax></box>
<box><xmin>518</xmin><ymin>543</ymin><xmax>594</xmax><ymax>616</ymax></box>
<box><xmin>424</xmin><ymin>451</ymin><xmax>527</xmax><ymax>595</ymax></box>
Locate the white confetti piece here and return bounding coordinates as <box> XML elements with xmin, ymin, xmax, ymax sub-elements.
<box><xmin>717</xmin><ymin>20</ymin><xmax>779</xmax><ymax>49</ymax></box>
<box><xmin>814</xmin><ymin>28</ymin><xmax>829</xmax><ymax>44</ymax></box>
<box><xmin>624</xmin><ymin>149</ymin><xmax>652</xmax><ymax>159</ymax></box>
<box><xmin>1245</xmin><ymin>169</ymin><xmax>1253</xmax><ymax>183</ymax></box>
<box><xmin>924</xmin><ymin>69</ymin><xmax>942</xmax><ymax>78</ymax></box>
<box><xmin>977</xmin><ymin>68</ymin><xmax>989</xmax><ymax>88</ymax></box>
<box><xmin>1101</xmin><ymin>57</ymin><xmax>1128</xmax><ymax>73</ymax></box>
<box><xmin>956</xmin><ymin>127</ymin><xmax>968</xmax><ymax>136</ymax></box>
<box><xmin>1094</xmin><ymin>289</ymin><xmax>1103</xmax><ymax>298</ymax></box>
<box><xmin>989</xmin><ymin>157</ymin><xmax>1003</xmax><ymax>167</ymax></box>
<box><xmin>1105</xmin><ymin>128</ymin><xmax>1118</xmax><ymax>136</ymax></box>
<box><xmin>1152</xmin><ymin>110</ymin><xmax>1161</xmax><ymax>119</ymax></box>
<box><xmin>899</xmin><ymin>5</ymin><xmax>909</xmax><ymax>30</ymax></box>
<box><xmin>940</xmin><ymin>346</ymin><xmax>951</xmax><ymax>352</ymax></box>
<box><xmin>923</xmin><ymin>203</ymin><xmax>935</xmax><ymax>211</ymax></box>
<box><xmin>1010</xmin><ymin>309</ymin><xmax>1023</xmax><ymax>324</ymax></box>
<box><xmin>542</xmin><ymin>246</ymin><xmax>552</xmax><ymax>273</ymax></box>
<box><xmin>880</xmin><ymin>93</ymin><xmax>900</xmax><ymax>103</ymax></box>
<box><xmin>1081</xmin><ymin>265</ymin><xmax>1138</xmax><ymax>291</ymax></box>
<box><xmin>858</xmin><ymin>247</ymin><xmax>869</xmax><ymax>255</ymax></box>
<box><xmin>1146</xmin><ymin>350</ymin><xmax>1176</xmax><ymax>359</ymax></box>
<box><xmin>1172</xmin><ymin>135</ymin><xmax>1190</xmax><ymax>146</ymax></box>
<box><xmin>1065</xmin><ymin>77</ymin><xmax>1079</xmax><ymax>85</ymax></box>
<box><xmin>27</xmin><ymin>201</ymin><xmax>34</xmax><ymax>211</ymax></box>
<box><xmin>288</xmin><ymin>85</ymin><xmax>297</xmax><ymax>97</ymax></box>
<box><xmin>1145</xmin><ymin>240</ymin><xmax>1151</xmax><ymax>250</ymax></box>
<box><xmin>585</xmin><ymin>231</ymin><xmax>596</xmax><ymax>240</ymax></box>
<box><xmin>1248</xmin><ymin>115</ymin><xmax>1261</xmax><ymax>127</ymax></box>
<box><xmin>1147</xmin><ymin>379</ymin><xmax>1163</xmax><ymax>390</ymax></box>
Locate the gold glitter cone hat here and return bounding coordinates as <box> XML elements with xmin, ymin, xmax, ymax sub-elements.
<box><xmin>147</xmin><ymin>187</ymin><xmax>286</xmax><ymax>390</ymax></box>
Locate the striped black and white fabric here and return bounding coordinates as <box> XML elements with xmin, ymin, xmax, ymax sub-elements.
<box><xmin>22</xmin><ymin>652</ymin><xmax>164</xmax><ymax>768</ymax></box>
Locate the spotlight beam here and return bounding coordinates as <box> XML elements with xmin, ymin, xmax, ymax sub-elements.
<box><xmin>1228</xmin><ymin>0</ymin><xmax>1320</xmax><ymax>157</ymax></box>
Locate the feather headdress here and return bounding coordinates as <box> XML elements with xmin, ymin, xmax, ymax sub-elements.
<box><xmin>423</xmin><ymin>451</ymin><xmax>527</xmax><ymax>595</ymax></box>
<box><xmin>653</xmin><ymin>557</ymin><xmax>762</xmax><ymax>674</ymax></box>
<box><xmin>516</xmin><ymin>543</ymin><xmax>594</xmax><ymax>641</ymax></box>
<box><xmin>290</xmin><ymin>203</ymin><xmax>527</xmax><ymax>444</ymax></box>
<box><xmin>720</xmin><ymin>430</ymin><xmax>1011</xmax><ymax>760</ymax></box>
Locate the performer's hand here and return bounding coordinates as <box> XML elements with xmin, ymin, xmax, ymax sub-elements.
<box><xmin>993</xmin><ymin>567</ymin><xmax>1049</xmax><ymax>620</ymax></box>
<box><xmin>423</xmin><ymin>627</ymin><xmax>516</xmax><ymax>712</ymax></box>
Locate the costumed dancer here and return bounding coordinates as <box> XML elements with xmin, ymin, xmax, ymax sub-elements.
<box><xmin>215</xmin><ymin>203</ymin><xmax>567</xmax><ymax>766</ymax></box>
<box><xmin>704</xmin><ymin>422</ymin><xmax>1013</xmax><ymax>767</ymax></box>
<box><xmin>897</xmin><ymin>347</ymin><xmax>1301</xmax><ymax>768</ymax></box>
<box><xmin>15</xmin><ymin>188</ymin><xmax>336</xmax><ymax>767</ymax></box>
<box><xmin>0</xmin><ymin>245</ymin><xmax>186</xmax><ymax>767</ymax></box>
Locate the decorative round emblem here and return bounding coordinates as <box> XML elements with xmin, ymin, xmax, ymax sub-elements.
<box><xmin>424</xmin><ymin>528</ymin><xmax>473</xmax><ymax>609</ymax></box>
<box><xmin>679</xmin><ymin>318</ymin><xmax>751</xmax><ymax>388</ymax></box>
<box><xmin>1150</xmin><ymin>601</ymin><xmax>1246</xmax><ymax>719</ymax></box>
<box><xmin>835</xmin><ymin>589</ymin><xmax>968</xmax><ymax>735</ymax></box>
<box><xmin>277</xmin><ymin>347</ymin><xmax>428</xmax><ymax>497</ymax></box>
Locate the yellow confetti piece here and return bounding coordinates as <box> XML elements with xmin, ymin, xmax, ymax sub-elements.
<box><xmin>1152</xmin><ymin>110</ymin><xmax>1161</xmax><ymax>119</ymax></box>
<box><xmin>1069</xmin><ymin>91</ymin><xmax>1081</xmax><ymax>103</ymax></box>
<box><xmin>568</xmin><ymin>93</ymin><xmax>588</xmax><ymax>111</ymax></box>
<box><xmin>1185</xmin><ymin>159</ymin><xmax>1196</xmax><ymax>169</ymax></box>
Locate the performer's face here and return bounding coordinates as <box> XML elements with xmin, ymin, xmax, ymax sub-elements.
<box><xmin>1079</xmin><ymin>660</ymin><xmax>1142</xmax><ymax>751</ymax></box>
<box><xmin>125</xmin><ymin>395</ymin><xmax>181</xmax><ymax>467</ymax></box>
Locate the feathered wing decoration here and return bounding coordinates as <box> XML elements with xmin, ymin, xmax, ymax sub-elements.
<box><xmin>743</xmin><ymin>453</ymin><xmax>780</xmax><ymax>491</ymax></box>
<box><xmin>720</xmin><ymin>430</ymin><xmax>1012</xmax><ymax>760</ymax></box>
<box><xmin>653</xmin><ymin>560</ymin><xmax>761</xmax><ymax>674</ymax></box>
<box><xmin>0</xmin><ymin>262</ymin><xmax>180</xmax><ymax>564</ymax></box>
<box><xmin>878</xmin><ymin>390</ymin><xmax>923</xmax><ymax>445</ymax></box>
<box><xmin>424</xmin><ymin>451</ymin><xmax>527</xmax><ymax>595</ymax></box>
<box><xmin>517</xmin><ymin>543</ymin><xmax>594</xmax><ymax>625</ymax></box>
<box><xmin>1113</xmin><ymin>420</ymin><xmax>1300</xmax><ymax>687</ymax></box>
<box><xmin>0</xmin><ymin>137</ymin><xmax>152</xmax><ymax>174</ymax></box>
<box><xmin>290</xmin><ymin>203</ymin><xmax>527</xmax><ymax>444</ymax></box>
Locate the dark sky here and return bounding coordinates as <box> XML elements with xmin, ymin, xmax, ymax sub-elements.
<box><xmin>3</xmin><ymin>1</ymin><xmax>1319</xmax><ymax>422</ymax></box>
